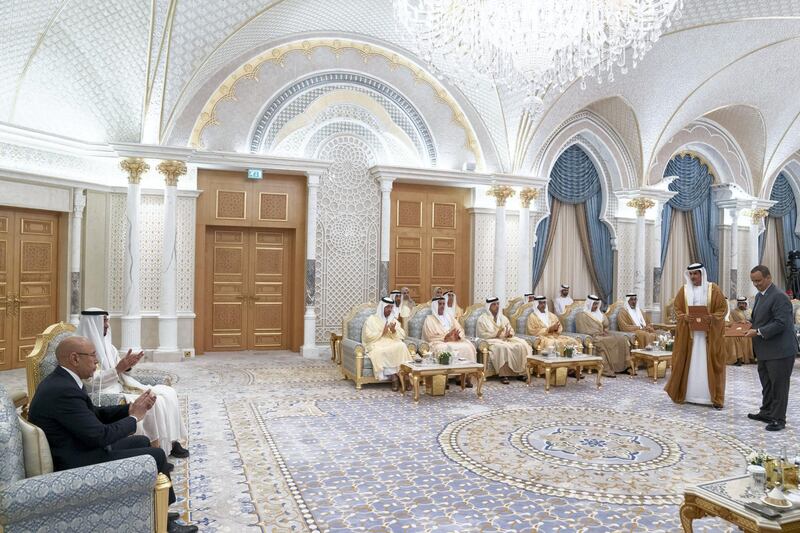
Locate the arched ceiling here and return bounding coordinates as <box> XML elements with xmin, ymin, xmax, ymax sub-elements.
<box><xmin>3</xmin><ymin>0</ymin><xmax>800</xmax><ymax>190</ymax></box>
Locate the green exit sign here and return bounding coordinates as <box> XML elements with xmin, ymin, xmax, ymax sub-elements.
<box><xmin>247</xmin><ymin>168</ymin><xmax>263</xmax><ymax>180</ymax></box>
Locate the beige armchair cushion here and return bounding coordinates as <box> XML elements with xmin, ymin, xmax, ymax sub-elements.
<box><xmin>17</xmin><ymin>416</ymin><xmax>53</xmax><ymax>477</ymax></box>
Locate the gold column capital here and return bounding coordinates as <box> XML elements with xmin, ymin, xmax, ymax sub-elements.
<box><xmin>519</xmin><ymin>187</ymin><xmax>540</xmax><ymax>208</ymax></box>
<box><xmin>157</xmin><ymin>160</ymin><xmax>187</xmax><ymax>187</ymax></box>
<box><xmin>627</xmin><ymin>197</ymin><xmax>655</xmax><ymax>217</ymax></box>
<box><xmin>487</xmin><ymin>184</ymin><xmax>515</xmax><ymax>207</ymax></box>
<box><xmin>119</xmin><ymin>157</ymin><xmax>149</xmax><ymax>184</ymax></box>
<box><xmin>749</xmin><ymin>208</ymin><xmax>769</xmax><ymax>224</ymax></box>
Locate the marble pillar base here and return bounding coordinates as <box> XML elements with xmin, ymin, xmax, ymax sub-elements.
<box><xmin>157</xmin><ymin>316</ymin><xmax>179</xmax><ymax>352</ymax></box>
<box><xmin>301</xmin><ymin>345</ymin><xmax>321</xmax><ymax>358</ymax></box>
<box><xmin>151</xmin><ymin>348</ymin><xmax>184</xmax><ymax>363</ymax></box>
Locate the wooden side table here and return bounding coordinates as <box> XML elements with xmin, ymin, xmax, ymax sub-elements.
<box><xmin>629</xmin><ymin>349</ymin><xmax>673</xmax><ymax>383</ymax></box>
<box><xmin>525</xmin><ymin>354</ymin><xmax>603</xmax><ymax>392</ymax></box>
<box><xmin>398</xmin><ymin>362</ymin><xmax>485</xmax><ymax>403</ymax></box>
<box><xmin>682</xmin><ymin>475</ymin><xmax>800</xmax><ymax>532</ymax></box>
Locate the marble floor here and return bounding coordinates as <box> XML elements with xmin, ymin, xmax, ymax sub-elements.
<box><xmin>3</xmin><ymin>353</ymin><xmax>799</xmax><ymax>532</ymax></box>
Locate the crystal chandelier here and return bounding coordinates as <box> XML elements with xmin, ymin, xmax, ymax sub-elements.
<box><xmin>395</xmin><ymin>0</ymin><xmax>683</xmax><ymax>109</ymax></box>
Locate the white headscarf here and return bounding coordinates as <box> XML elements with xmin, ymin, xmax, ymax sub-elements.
<box><xmin>431</xmin><ymin>297</ymin><xmax>451</xmax><ymax>329</ymax></box>
<box><xmin>683</xmin><ymin>263</ymin><xmax>709</xmax><ymax>306</ymax></box>
<box><xmin>533</xmin><ymin>296</ymin><xmax>552</xmax><ymax>325</ymax></box>
<box><xmin>76</xmin><ymin>308</ymin><xmax>117</xmax><ymax>371</ymax></box>
<box><xmin>583</xmin><ymin>295</ymin><xmax>604</xmax><ymax>322</ymax></box>
<box><xmin>444</xmin><ymin>291</ymin><xmax>459</xmax><ymax>319</ymax></box>
<box><xmin>377</xmin><ymin>297</ymin><xmax>395</xmax><ymax>324</ymax></box>
<box><xmin>485</xmin><ymin>297</ymin><xmax>501</xmax><ymax>325</ymax></box>
<box><xmin>624</xmin><ymin>293</ymin><xmax>646</xmax><ymax>328</ymax></box>
<box><xmin>390</xmin><ymin>290</ymin><xmax>402</xmax><ymax>320</ymax></box>
<box><xmin>401</xmin><ymin>287</ymin><xmax>415</xmax><ymax>307</ymax></box>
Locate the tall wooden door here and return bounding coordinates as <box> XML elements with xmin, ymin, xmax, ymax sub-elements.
<box><xmin>206</xmin><ymin>227</ymin><xmax>292</xmax><ymax>351</ymax></box>
<box><xmin>0</xmin><ymin>208</ymin><xmax>60</xmax><ymax>370</ymax></box>
<box><xmin>390</xmin><ymin>184</ymin><xmax>470</xmax><ymax>304</ymax></box>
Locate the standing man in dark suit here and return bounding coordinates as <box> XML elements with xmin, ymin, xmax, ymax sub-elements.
<box><xmin>28</xmin><ymin>335</ymin><xmax>198</xmax><ymax>533</ymax></box>
<box><xmin>745</xmin><ymin>265</ymin><xmax>796</xmax><ymax>431</ymax></box>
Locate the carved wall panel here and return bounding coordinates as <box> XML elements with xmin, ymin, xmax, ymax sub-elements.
<box><xmin>259</xmin><ymin>193</ymin><xmax>288</xmax><ymax>221</ymax></box>
<box><xmin>471</xmin><ymin>212</ymin><xmax>494</xmax><ymax>303</ymax></box>
<box><xmin>216</xmin><ymin>190</ymin><xmax>247</xmax><ymax>220</ymax></box>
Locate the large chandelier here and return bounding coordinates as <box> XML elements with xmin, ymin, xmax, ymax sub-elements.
<box><xmin>395</xmin><ymin>0</ymin><xmax>683</xmax><ymax>109</ymax></box>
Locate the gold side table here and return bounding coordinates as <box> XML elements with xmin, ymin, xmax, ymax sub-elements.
<box><xmin>525</xmin><ymin>354</ymin><xmax>603</xmax><ymax>392</ymax></box>
<box><xmin>399</xmin><ymin>361</ymin><xmax>485</xmax><ymax>403</ymax></box>
<box><xmin>629</xmin><ymin>348</ymin><xmax>672</xmax><ymax>383</ymax></box>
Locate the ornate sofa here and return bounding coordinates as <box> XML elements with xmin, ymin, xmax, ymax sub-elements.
<box><xmin>403</xmin><ymin>304</ymin><xmax>433</xmax><ymax>355</ymax></box>
<box><xmin>511</xmin><ymin>302</ymin><xmax>539</xmax><ymax>350</ymax></box>
<box><xmin>502</xmin><ymin>297</ymin><xmax>523</xmax><ymax>321</ymax></box>
<box><xmin>0</xmin><ymin>384</ymin><xmax>171</xmax><ymax>533</ymax></box>
<box><xmin>458</xmin><ymin>304</ymin><xmax>498</xmax><ymax>376</ymax></box>
<box><xmin>26</xmin><ymin>323</ymin><xmax>173</xmax><ymax>409</ymax></box>
<box><xmin>339</xmin><ymin>303</ymin><xmax>418</xmax><ymax>389</ymax></box>
<box><xmin>559</xmin><ymin>301</ymin><xmax>595</xmax><ymax>352</ymax></box>
<box><xmin>606</xmin><ymin>301</ymin><xmax>637</xmax><ymax>345</ymax></box>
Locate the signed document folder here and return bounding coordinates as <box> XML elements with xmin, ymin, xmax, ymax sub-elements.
<box><xmin>725</xmin><ymin>322</ymin><xmax>752</xmax><ymax>337</ymax></box>
<box><xmin>687</xmin><ymin>306</ymin><xmax>710</xmax><ymax>331</ymax></box>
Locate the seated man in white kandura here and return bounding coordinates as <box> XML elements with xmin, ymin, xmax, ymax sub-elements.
<box><xmin>477</xmin><ymin>297</ymin><xmax>532</xmax><ymax>384</ymax></box>
<box><xmin>77</xmin><ymin>308</ymin><xmax>189</xmax><ymax>458</ymax></box>
<box><xmin>575</xmin><ymin>295</ymin><xmax>630</xmax><ymax>377</ymax></box>
<box><xmin>362</xmin><ymin>297</ymin><xmax>413</xmax><ymax>391</ymax></box>
<box><xmin>423</xmin><ymin>297</ymin><xmax>477</xmax><ymax>386</ymax></box>
<box><xmin>526</xmin><ymin>295</ymin><xmax>581</xmax><ymax>354</ymax></box>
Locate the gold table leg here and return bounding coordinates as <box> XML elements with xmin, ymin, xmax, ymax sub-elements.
<box><xmin>679</xmin><ymin>500</ymin><xmax>705</xmax><ymax>533</ymax></box>
<box><xmin>544</xmin><ymin>367</ymin><xmax>551</xmax><ymax>393</ymax></box>
<box><xmin>412</xmin><ymin>375</ymin><xmax>421</xmax><ymax>403</ymax></box>
<box><xmin>475</xmin><ymin>370</ymin><xmax>485</xmax><ymax>399</ymax></box>
<box><xmin>526</xmin><ymin>363</ymin><xmax>533</xmax><ymax>385</ymax></box>
<box><xmin>652</xmin><ymin>361</ymin><xmax>658</xmax><ymax>384</ymax></box>
<box><xmin>629</xmin><ymin>356</ymin><xmax>637</xmax><ymax>378</ymax></box>
<box><xmin>596</xmin><ymin>364</ymin><xmax>603</xmax><ymax>388</ymax></box>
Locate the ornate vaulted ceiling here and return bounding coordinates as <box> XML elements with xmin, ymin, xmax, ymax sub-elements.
<box><xmin>3</xmin><ymin>0</ymin><xmax>800</xmax><ymax>185</ymax></box>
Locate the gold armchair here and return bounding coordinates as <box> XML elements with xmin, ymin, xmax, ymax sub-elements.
<box><xmin>21</xmin><ymin>322</ymin><xmax>172</xmax><ymax>533</ymax></box>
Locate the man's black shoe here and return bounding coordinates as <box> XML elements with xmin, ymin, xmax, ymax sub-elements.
<box><xmin>168</xmin><ymin>512</ymin><xmax>179</xmax><ymax>522</ymax></box>
<box><xmin>170</xmin><ymin>442</ymin><xmax>190</xmax><ymax>458</ymax></box>
<box><xmin>168</xmin><ymin>522</ymin><xmax>198</xmax><ymax>533</ymax></box>
<box><xmin>766</xmin><ymin>421</ymin><xmax>785</xmax><ymax>432</ymax></box>
<box><xmin>747</xmin><ymin>413</ymin><xmax>771</xmax><ymax>423</ymax></box>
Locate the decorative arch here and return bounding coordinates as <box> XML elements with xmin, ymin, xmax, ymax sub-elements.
<box><xmin>248</xmin><ymin>71</ymin><xmax>436</xmax><ymax>166</ymax></box>
<box><xmin>184</xmin><ymin>37</ymin><xmax>486</xmax><ymax>168</ymax></box>
<box><xmin>648</xmin><ymin>119</ymin><xmax>751</xmax><ymax>194</ymax></box>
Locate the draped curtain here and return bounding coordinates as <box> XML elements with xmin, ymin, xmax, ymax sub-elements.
<box><xmin>531</xmin><ymin>144</ymin><xmax>614</xmax><ymax>302</ymax></box>
<box><xmin>534</xmin><ymin>201</ymin><xmax>596</xmax><ymax>300</ymax></box>
<box><xmin>767</xmin><ymin>172</ymin><xmax>800</xmax><ymax>282</ymax></box>
<box><xmin>762</xmin><ymin>217</ymin><xmax>786</xmax><ymax>290</ymax></box>
<box><xmin>660</xmin><ymin>154</ymin><xmax>719</xmax><ymax>282</ymax></box>
<box><xmin>661</xmin><ymin>211</ymin><xmax>693</xmax><ymax>314</ymax></box>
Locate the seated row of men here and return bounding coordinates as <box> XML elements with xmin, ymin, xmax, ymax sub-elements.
<box><xmin>27</xmin><ymin>309</ymin><xmax>197</xmax><ymax>533</ymax></box>
<box><xmin>361</xmin><ymin>286</ymin><xmax>756</xmax><ymax>389</ymax></box>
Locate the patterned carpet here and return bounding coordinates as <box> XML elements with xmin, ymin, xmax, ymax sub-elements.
<box><xmin>3</xmin><ymin>353</ymin><xmax>799</xmax><ymax>532</ymax></box>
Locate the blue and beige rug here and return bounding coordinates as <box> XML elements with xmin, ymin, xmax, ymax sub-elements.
<box><xmin>3</xmin><ymin>354</ymin><xmax>798</xmax><ymax>532</ymax></box>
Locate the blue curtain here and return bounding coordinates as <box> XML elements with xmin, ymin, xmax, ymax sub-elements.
<box><xmin>531</xmin><ymin>145</ymin><xmax>614</xmax><ymax>301</ymax></box>
<box><xmin>660</xmin><ymin>154</ymin><xmax>719</xmax><ymax>282</ymax></box>
<box><xmin>767</xmin><ymin>172</ymin><xmax>800</xmax><ymax>278</ymax></box>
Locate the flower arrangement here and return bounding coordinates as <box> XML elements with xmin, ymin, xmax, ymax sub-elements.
<box><xmin>438</xmin><ymin>351</ymin><xmax>452</xmax><ymax>365</ymax></box>
<box><xmin>747</xmin><ymin>450</ymin><xmax>771</xmax><ymax>466</ymax></box>
<box><xmin>563</xmin><ymin>346</ymin><xmax>574</xmax><ymax>358</ymax></box>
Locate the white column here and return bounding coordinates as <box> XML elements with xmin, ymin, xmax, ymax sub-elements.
<box><xmin>69</xmin><ymin>189</ymin><xmax>86</xmax><ymax>325</ymax></box>
<box><xmin>302</xmin><ymin>174</ymin><xmax>321</xmax><ymax>359</ymax></box>
<box><xmin>488</xmin><ymin>185</ymin><xmax>514</xmax><ymax>303</ymax></box>
<box><xmin>748</xmin><ymin>210</ymin><xmax>767</xmax><ymax>297</ymax></box>
<box><xmin>650</xmin><ymin>201</ymin><xmax>664</xmax><ymax>322</ymax></box>
<box><xmin>119</xmin><ymin>158</ymin><xmax>148</xmax><ymax>353</ymax></box>
<box><xmin>154</xmin><ymin>160</ymin><xmax>186</xmax><ymax>362</ymax></box>
<box><xmin>517</xmin><ymin>188</ymin><xmax>538</xmax><ymax>295</ymax></box>
<box><xmin>627</xmin><ymin>198</ymin><xmax>654</xmax><ymax>300</ymax></box>
<box><xmin>378</xmin><ymin>177</ymin><xmax>394</xmax><ymax>296</ymax></box>
<box><xmin>728</xmin><ymin>207</ymin><xmax>740</xmax><ymax>299</ymax></box>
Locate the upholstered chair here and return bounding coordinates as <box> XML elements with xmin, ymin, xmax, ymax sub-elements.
<box><xmin>26</xmin><ymin>323</ymin><xmax>174</xmax><ymax>408</ymax></box>
<box><xmin>512</xmin><ymin>302</ymin><xmax>539</xmax><ymax>350</ymax></box>
<box><xmin>502</xmin><ymin>297</ymin><xmax>523</xmax><ymax>321</ymax></box>
<box><xmin>457</xmin><ymin>304</ymin><xmax>493</xmax><ymax>376</ymax></box>
<box><xmin>605</xmin><ymin>301</ymin><xmax>637</xmax><ymax>345</ymax></box>
<box><xmin>403</xmin><ymin>304</ymin><xmax>433</xmax><ymax>355</ymax></box>
<box><xmin>558</xmin><ymin>301</ymin><xmax>595</xmax><ymax>352</ymax></box>
<box><xmin>0</xmin><ymin>384</ymin><xmax>171</xmax><ymax>532</ymax></box>
<box><xmin>339</xmin><ymin>303</ymin><xmax>418</xmax><ymax>389</ymax></box>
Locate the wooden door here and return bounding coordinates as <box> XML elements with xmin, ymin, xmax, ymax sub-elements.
<box><xmin>0</xmin><ymin>210</ymin><xmax>11</xmax><ymax>370</ymax></box>
<box><xmin>207</xmin><ymin>228</ymin><xmax>250</xmax><ymax>350</ymax></box>
<box><xmin>249</xmin><ymin>230</ymin><xmax>291</xmax><ymax>350</ymax></box>
<box><xmin>206</xmin><ymin>227</ymin><xmax>292</xmax><ymax>351</ymax></box>
<box><xmin>0</xmin><ymin>208</ymin><xmax>60</xmax><ymax>370</ymax></box>
<box><xmin>390</xmin><ymin>185</ymin><xmax>470</xmax><ymax>304</ymax></box>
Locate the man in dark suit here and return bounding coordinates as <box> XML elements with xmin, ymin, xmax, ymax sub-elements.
<box><xmin>28</xmin><ymin>335</ymin><xmax>198</xmax><ymax>533</ymax></box>
<box><xmin>745</xmin><ymin>265</ymin><xmax>796</xmax><ymax>431</ymax></box>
